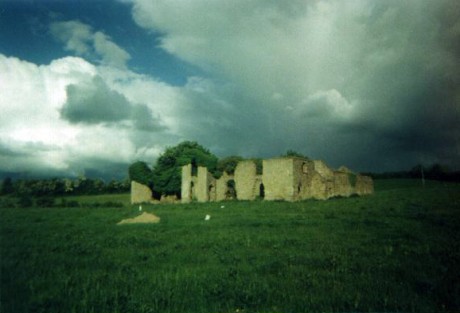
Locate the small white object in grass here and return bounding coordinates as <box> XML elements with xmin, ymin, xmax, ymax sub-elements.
<box><xmin>220</xmin><ymin>205</ymin><xmax>225</xmax><ymax>209</ymax></box>
<box><xmin>139</xmin><ymin>205</ymin><xmax>142</xmax><ymax>211</ymax></box>
<box><xmin>205</xmin><ymin>214</ymin><xmax>211</xmax><ymax>221</ymax></box>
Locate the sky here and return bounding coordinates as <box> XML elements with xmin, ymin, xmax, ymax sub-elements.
<box><xmin>0</xmin><ymin>0</ymin><xmax>459</xmax><ymax>180</ymax></box>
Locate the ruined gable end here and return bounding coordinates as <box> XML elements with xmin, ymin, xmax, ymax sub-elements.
<box><xmin>131</xmin><ymin>180</ymin><xmax>153</xmax><ymax>204</ymax></box>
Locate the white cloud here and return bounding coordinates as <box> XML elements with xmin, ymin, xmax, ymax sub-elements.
<box><xmin>50</xmin><ymin>20</ymin><xmax>131</xmax><ymax>68</ymax></box>
<box><xmin>0</xmin><ymin>54</ymin><xmax>180</xmax><ymax>177</ymax></box>
<box><xmin>49</xmin><ymin>20</ymin><xmax>93</xmax><ymax>55</ymax></box>
<box><xmin>93</xmin><ymin>31</ymin><xmax>131</xmax><ymax>68</ymax></box>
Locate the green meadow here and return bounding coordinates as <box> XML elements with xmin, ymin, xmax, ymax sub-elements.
<box><xmin>1</xmin><ymin>180</ymin><xmax>459</xmax><ymax>313</ymax></box>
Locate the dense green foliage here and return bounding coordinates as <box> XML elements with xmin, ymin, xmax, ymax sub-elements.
<box><xmin>1</xmin><ymin>180</ymin><xmax>459</xmax><ymax>313</ymax></box>
<box><xmin>0</xmin><ymin>177</ymin><xmax>129</xmax><ymax>198</ymax></box>
<box><xmin>283</xmin><ymin>149</ymin><xmax>310</xmax><ymax>160</ymax></box>
<box><xmin>128</xmin><ymin>161</ymin><xmax>154</xmax><ymax>188</ymax></box>
<box><xmin>215</xmin><ymin>156</ymin><xmax>244</xmax><ymax>178</ymax></box>
<box><xmin>252</xmin><ymin>158</ymin><xmax>263</xmax><ymax>175</ymax></box>
<box><xmin>365</xmin><ymin>163</ymin><xmax>460</xmax><ymax>182</ymax></box>
<box><xmin>0</xmin><ymin>177</ymin><xmax>14</xmax><ymax>194</ymax></box>
<box><xmin>0</xmin><ymin>193</ymin><xmax>129</xmax><ymax>209</ymax></box>
<box><xmin>152</xmin><ymin>141</ymin><xmax>218</xmax><ymax>196</ymax></box>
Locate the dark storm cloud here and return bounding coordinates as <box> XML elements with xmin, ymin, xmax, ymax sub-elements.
<box><xmin>129</xmin><ymin>0</ymin><xmax>460</xmax><ymax>171</ymax></box>
<box><xmin>66</xmin><ymin>157</ymin><xmax>131</xmax><ymax>180</ymax></box>
<box><xmin>0</xmin><ymin>142</ymin><xmax>26</xmax><ymax>157</ymax></box>
<box><xmin>60</xmin><ymin>76</ymin><xmax>165</xmax><ymax>132</ymax></box>
<box><xmin>61</xmin><ymin>76</ymin><xmax>130</xmax><ymax>124</ymax></box>
<box><xmin>2</xmin><ymin>0</ymin><xmax>459</xmax><ymax>180</ymax></box>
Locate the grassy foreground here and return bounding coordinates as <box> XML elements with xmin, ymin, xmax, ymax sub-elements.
<box><xmin>1</xmin><ymin>180</ymin><xmax>459</xmax><ymax>313</ymax></box>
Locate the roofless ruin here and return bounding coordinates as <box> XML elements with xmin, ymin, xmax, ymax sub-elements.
<box><xmin>131</xmin><ymin>157</ymin><xmax>374</xmax><ymax>204</ymax></box>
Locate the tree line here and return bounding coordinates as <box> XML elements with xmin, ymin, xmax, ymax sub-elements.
<box><xmin>363</xmin><ymin>164</ymin><xmax>460</xmax><ymax>182</ymax></box>
<box><xmin>3</xmin><ymin>140</ymin><xmax>458</xmax><ymax>201</ymax></box>
<box><xmin>0</xmin><ymin>176</ymin><xmax>130</xmax><ymax>197</ymax></box>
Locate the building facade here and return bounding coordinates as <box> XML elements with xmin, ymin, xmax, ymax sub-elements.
<box><xmin>181</xmin><ymin>157</ymin><xmax>373</xmax><ymax>203</ymax></box>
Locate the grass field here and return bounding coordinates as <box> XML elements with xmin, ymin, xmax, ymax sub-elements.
<box><xmin>1</xmin><ymin>180</ymin><xmax>459</xmax><ymax>313</ymax></box>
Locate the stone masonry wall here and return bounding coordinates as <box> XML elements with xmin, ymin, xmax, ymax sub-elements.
<box><xmin>292</xmin><ymin>158</ymin><xmax>312</xmax><ymax>200</ymax></box>
<box><xmin>313</xmin><ymin>160</ymin><xmax>334</xmax><ymax>179</ymax></box>
<box><xmin>131</xmin><ymin>180</ymin><xmax>152</xmax><ymax>204</ymax></box>
<box><xmin>333</xmin><ymin>172</ymin><xmax>353</xmax><ymax>197</ymax></box>
<box><xmin>195</xmin><ymin>166</ymin><xmax>210</xmax><ymax>202</ymax></box>
<box><xmin>263</xmin><ymin>158</ymin><xmax>295</xmax><ymax>201</ymax></box>
<box><xmin>234</xmin><ymin>160</ymin><xmax>257</xmax><ymax>200</ymax></box>
<box><xmin>178</xmin><ymin>157</ymin><xmax>373</xmax><ymax>204</ymax></box>
<box><xmin>215</xmin><ymin>172</ymin><xmax>232</xmax><ymax>201</ymax></box>
<box><xmin>181</xmin><ymin>164</ymin><xmax>192</xmax><ymax>203</ymax></box>
<box><xmin>308</xmin><ymin>172</ymin><xmax>329</xmax><ymax>200</ymax></box>
<box><xmin>354</xmin><ymin>175</ymin><xmax>374</xmax><ymax>195</ymax></box>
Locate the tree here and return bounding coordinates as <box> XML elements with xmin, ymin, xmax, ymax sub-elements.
<box><xmin>1</xmin><ymin>177</ymin><xmax>14</xmax><ymax>195</ymax></box>
<box><xmin>283</xmin><ymin>149</ymin><xmax>310</xmax><ymax>159</ymax></box>
<box><xmin>128</xmin><ymin>161</ymin><xmax>154</xmax><ymax>189</ymax></box>
<box><xmin>215</xmin><ymin>156</ymin><xmax>244</xmax><ymax>178</ymax></box>
<box><xmin>152</xmin><ymin>141</ymin><xmax>218</xmax><ymax>196</ymax></box>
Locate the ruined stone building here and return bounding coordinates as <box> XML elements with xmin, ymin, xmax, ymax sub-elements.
<box><xmin>130</xmin><ymin>157</ymin><xmax>373</xmax><ymax>204</ymax></box>
<box><xmin>180</xmin><ymin>157</ymin><xmax>373</xmax><ymax>203</ymax></box>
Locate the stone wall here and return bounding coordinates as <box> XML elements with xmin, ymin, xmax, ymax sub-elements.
<box><xmin>234</xmin><ymin>160</ymin><xmax>257</xmax><ymax>200</ymax></box>
<box><xmin>355</xmin><ymin>175</ymin><xmax>374</xmax><ymax>195</ymax></box>
<box><xmin>131</xmin><ymin>180</ymin><xmax>152</xmax><ymax>204</ymax></box>
<box><xmin>292</xmin><ymin>158</ymin><xmax>311</xmax><ymax>200</ymax></box>
<box><xmin>308</xmin><ymin>172</ymin><xmax>329</xmax><ymax>200</ymax></box>
<box><xmin>195</xmin><ymin>166</ymin><xmax>210</xmax><ymax>202</ymax></box>
<box><xmin>333</xmin><ymin>171</ymin><xmax>353</xmax><ymax>197</ymax></box>
<box><xmin>178</xmin><ymin>156</ymin><xmax>374</xmax><ymax>204</ymax></box>
<box><xmin>313</xmin><ymin>160</ymin><xmax>334</xmax><ymax>179</ymax></box>
<box><xmin>263</xmin><ymin>158</ymin><xmax>295</xmax><ymax>201</ymax></box>
<box><xmin>215</xmin><ymin>172</ymin><xmax>232</xmax><ymax>201</ymax></box>
<box><xmin>181</xmin><ymin>164</ymin><xmax>192</xmax><ymax>203</ymax></box>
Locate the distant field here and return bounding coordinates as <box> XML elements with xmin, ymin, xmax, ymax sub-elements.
<box><xmin>1</xmin><ymin>180</ymin><xmax>459</xmax><ymax>313</ymax></box>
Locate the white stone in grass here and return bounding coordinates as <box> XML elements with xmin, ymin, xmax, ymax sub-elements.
<box><xmin>220</xmin><ymin>205</ymin><xmax>225</xmax><ymax>209</ymax></box>
<box><xmin>139</xmin><ymin>205</ymin><xmax>142</xmax><ymax>211</ymax></box>
<box><xmin>205</xmin><ymin>214</ymin><xmax>211</xmax><ymax>221</ymax></box>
